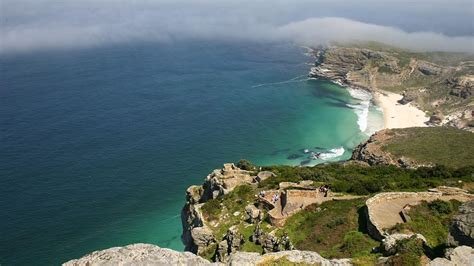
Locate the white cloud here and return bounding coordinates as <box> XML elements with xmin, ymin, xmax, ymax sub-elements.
<box><xmin>1</xmin><ymin>0</ymin><xmax>473</xmax><ymax>54</ymax></box>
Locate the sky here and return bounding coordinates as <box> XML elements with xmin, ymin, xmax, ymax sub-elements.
<box><xmin>1</xmin><ymin>0</ymin><xmax>473</xmax><ymax>54</ymax></box>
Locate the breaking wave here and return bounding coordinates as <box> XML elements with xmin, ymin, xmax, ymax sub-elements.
<box><xmin>346</xmin><ymin>87</ymin><xmax>372</xmax><ymax>134</ymax></box>
<box><xmin>319</xmin><ymin>147</ymin><xmax>345</xmax><ymax>160</ymax></box>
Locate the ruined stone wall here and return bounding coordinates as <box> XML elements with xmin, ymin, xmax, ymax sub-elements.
<box><xmin>365</xmin><ymin>189</ymin><xmax>474</xmax><ymax>240</ymax></box>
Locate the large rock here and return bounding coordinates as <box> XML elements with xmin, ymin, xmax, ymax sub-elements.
<box><xmin>64</xmin><ymin>244</ymin><xmax>353</xmax><ymax>266</ymax></box>
<box><xmin>191</xmin><ymin>227</ymin><xmax>216</xmax><ymax>255</ymax></box>
<box><xmin>382</xmin><ymin>233</ymin><xmax>427</xmax><ymax>255</ymax></box>
<box><xmin>448</xmin><ymin>200</ymin><xmax>474</xmax><ymax>247</ymax></box>
<box><xmin>244</xmin><ymin>204</ymin><xmax>262</xmax><ymax>224</ymax></box>
<box><xmin>227</xmin><ymin>250</ymin><xmax>352</xmax><ymax>266</ymax></box>
<box><xmin>182</xmin><ymin>164</ymin><xmax>255</xmax><ymax>253</ymax></box>
<box><xmin>428</xmin><ymin>246</ymin><xmax>474</xmax><ymax>266</ymax></box>
<box><xmin>62</xmin><ymin>244</ymin><xmax>216</xmax><ymax>266</ymax></box>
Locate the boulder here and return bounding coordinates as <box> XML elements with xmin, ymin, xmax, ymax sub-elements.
<box><xmin>62</xmin><ymin>243</ymin><xmax>216</xmax><ymax>266</ymax></box>
<box><xmin>255</xmin><ymin>171</ymin><xmax>275</xmax><ymax>183</ymax></box>
<box><xmin>244</xmin><ymin>204</ymin><xmax>262</xmax><ymax>224</ymax></box>
<box><xmin>382</xmin><ymin>233</ymin><xmax>427</xmax><ymax>255</ymax></box>
<box><xmin>428</xmin><ymin>246</ymin><xmax>474</xmax><ymax>266</ymax></box>
<box><xmin>227</xmin><ymin>250</ymin><xmax>352</xmax><ymax>266</ymax></box>
<box><xmin>191</xmin><ymin>226</ymin><xmax>216</xmax><ymax>255</ymax></box>
<box><xmin>448</xmin><ymin>200</ymin><xmax>474</xmax><ymax>247</ymax></box>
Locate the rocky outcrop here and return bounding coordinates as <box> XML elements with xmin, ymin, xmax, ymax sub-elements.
<box><xmin>448</xmin><ymin>200</ymin><xmax>474</xmax><ymax>247</ymax></box>
<box><xmin>64</xmin><ymin>244</ymin><xmax>354</xmax><ymax>266</ymax></box>
<box><xmin>351</xmin><ymin>129</ymin><xmax>424</xmax><ymax>168</ymax></box>
<box><xmin>351</xmin><ymin>129</ymin><xmax>398</xmax><ymax>167</ymax></box>
<box><xmin>244</xmin><ymin>204</ymin><xmax>263</xmax><ymax>224</ymax></box>
<box><xmin>381</xmin><ymin>233</ymin><xmax>427</xmax><ymax>255</ymax></box>
<box><xmin>62</xmin><ymin>244</ymin><xmax>216</xmax><ymax>266</ymax></box>
<box><xmin>428</xmin><ymin>246</ymin><xmax>474</xmax><ymax>266</ymax></box>
<box><xmin>227</xmin><ymin>250</ymin><xmax>352</xmax><ymax>266</ymax></box>
<box><xmin>182</xmin><ymin>164</ymin><xmax>271</xmax><ymax>256</ymax></box>
<box><xmin>216</xmin><ymin>226</ymin><xmax>245</xmax><ymax>262</ymax></box>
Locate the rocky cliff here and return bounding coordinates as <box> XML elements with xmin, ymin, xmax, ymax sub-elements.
<box><xmin>310</xmin><ymin>44</ymin><xmax>474</xmax><ymax>131</ymax></box>
<box><xmin>181</xmin><ymin>163</ymin><xmax>259</xmax><ymax>257</ymax></box>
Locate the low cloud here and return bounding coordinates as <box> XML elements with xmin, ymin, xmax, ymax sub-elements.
<box><xmin>1</xmin><ymin>0</ymin><xmax>473</xmax><ymax>54</ymax></box>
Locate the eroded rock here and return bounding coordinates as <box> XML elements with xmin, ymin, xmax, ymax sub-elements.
<box><xmin>448</xmin><ymin>200</ymin><xmax>474</xmax><ymax>247</ymax></box>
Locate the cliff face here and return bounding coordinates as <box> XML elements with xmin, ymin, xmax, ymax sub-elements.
<box><xmin>310</xmin><ymin>45</ymin><xmax>474</xmax><ymax>132</ymax></box>
<box><xmin>351</xmin><ymin>129</ymin><xmax>423</xmax><ymax>168</ymax></box>
<box><xmin>181</xmin><ymin>163</ymin><xmax>256</xmax><ymax>256</ymax></box>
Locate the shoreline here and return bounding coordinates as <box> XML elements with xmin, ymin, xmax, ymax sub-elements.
<box><xmin>372</xmin><ymin>90</ymin><xmax>429</xmax><ymax>129</ymax></box>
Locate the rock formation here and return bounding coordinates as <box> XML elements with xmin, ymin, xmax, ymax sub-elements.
<box><xmin>64</xmin><ymin>244</ymin><xmax>353</xmax><ymax>266</ymax></box>
<box><xmin>62</xmin><ymin>244</ymin><xmax>216</xmax><ymax>266</ymax></box>
<box><xmin>428</xmin><ymin>246</ymin><xmax>474</xmax><ymax>266</ymax></box>
<box><xmin>381</xmin><ymin>233</ymin><xmax>427</xmax><ymax>255</ymax></box>
<box><xmin>181</xmin><ymin>164</ymin><xmax>272</xmax><ymax>257</ymax></box>
<box><xmin>448</xmin><ymin>200</ymin><xmax>474</xmax><ymax>247</ymax></box>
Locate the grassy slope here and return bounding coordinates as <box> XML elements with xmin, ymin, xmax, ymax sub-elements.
<box><xmin>199</xmin><ymin>163</ymin><xmax>473</xmax><ymax>262</ymax></box>
<box><xmin>382</xmin><ymin>127</ymin><xmax>474</xmax><ymax>168</ymax></box>
<box><xmin>282</xmin><ymin>198</ymin><xmax>379</xmax><ymax>264</ymax></box>
<box><xmin>390</xmin><ymin>200</ymin><xmax>462</xmax><ymax>256</ymax></box>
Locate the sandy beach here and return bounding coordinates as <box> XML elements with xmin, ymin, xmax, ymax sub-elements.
<box><xmin>373</xmin><ymin>91</ymin><xmax>429</xmax><ymax>129</ymax></box>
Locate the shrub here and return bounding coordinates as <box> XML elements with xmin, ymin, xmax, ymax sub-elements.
<box><xmin>428</xmin><ymin>200</ymin><xmax>453</xmax><ymax>215</ymax></box>
<box><xmin>236</xmin><ymin>159</ymin><xmax>256</xmax><ymax>171</ymax></box>
<box><xmin>349</xmin><ymin>182</ymin><xmax>369</xmax><ymax>195</ymax></box>
<box><xmin>326</xmin><ymin>217</ymin><xmax>346</xmax><ymax>229</ymax></box>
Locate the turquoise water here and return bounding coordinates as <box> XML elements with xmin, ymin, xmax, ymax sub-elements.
<box><xmin>0</xmin><ymin>41</ymin><xmax>381</xmax><ymax>265</ymax></box>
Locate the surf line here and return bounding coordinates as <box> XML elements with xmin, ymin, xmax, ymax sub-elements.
<box><xmin>251</xmin><ymin>75</ymin><xmax>308</xmax><ymax>88</ymax></box>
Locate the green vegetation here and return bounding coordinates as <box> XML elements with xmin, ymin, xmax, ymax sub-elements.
<box><xmin>198</xmin><ymin>159</ymin><xmax>472</xmax><ymax>263</ymax></box>
<box><xmin>281</xmin><ymin>198</ymin><xmax>379</xmax><ymax>261</ymax></box>
<box><xmin>390</xmin><ymin>200</ymin><xmax>461</xmax><ymax>254</ymax></box>
<box><xmin>237</xmin><ymin>159</ymin><xmax>257</xmax><ymax>171</ymax></box>
<box><xmin>257</xmin><ymin>256</ymin><xmax>314</xmax><ymax>266</ymax></box>
<box><xmin>388</xmin><ymin>236</ymin><xmax>426</xmax><ymax>266</ymax></box>
<box><xmin>259</xmin><ymin>163</ymin><xmax>474</xmax><ymax>195</ymax></box>
<box><xmin>201</xmin><ymin>184</ymin><xmax>255</xmax><ymax>222</ymax></box>
<box><xmin>383</xmin><ymin>127</ymin><xmax>474</xmax><ymax>168</ymax></box>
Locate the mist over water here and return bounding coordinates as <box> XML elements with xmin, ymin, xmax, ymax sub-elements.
<box><xmin>1</xmin><ymin>0</ymin><xmax>473</xmax><ymax>54</ymax></box>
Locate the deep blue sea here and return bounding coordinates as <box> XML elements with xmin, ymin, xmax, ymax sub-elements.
<box><xmin>0</xmin><ymin>41</ymin><xmax>382</xmax><ymax>265</ymax></box>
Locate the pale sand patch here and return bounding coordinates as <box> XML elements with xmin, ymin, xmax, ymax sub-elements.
<box><xmin>373</xmin><ymin>91</ymin><xmax>429</xmax><ymax>129</ymax></box>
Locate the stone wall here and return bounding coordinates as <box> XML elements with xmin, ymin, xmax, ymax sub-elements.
<box><xmin>365</xmin><ymin>188</ymin><xmax>474</xmax><ymax>240</ymax></box>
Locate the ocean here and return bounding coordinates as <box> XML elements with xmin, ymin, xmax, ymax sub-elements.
<box><xmin>0</xmin><ymin>41</ymin><xmax>383</xmax><ymax>265</ymax></box>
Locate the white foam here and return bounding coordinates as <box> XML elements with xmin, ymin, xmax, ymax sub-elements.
<box><xmin>346</xmin><ymin>87</ymin><xmax>373</xmax><ymax>134</ymax></box>
<box><xmin>319</xmin><ymin>147</ymin><xmax>345</xmax><ymax>160</ymax></box>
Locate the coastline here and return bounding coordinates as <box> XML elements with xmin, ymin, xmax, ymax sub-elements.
<box><xmin>372</xmin><ymin>90</ymin><xmax>429</xmax><ymax>129</ymax></box>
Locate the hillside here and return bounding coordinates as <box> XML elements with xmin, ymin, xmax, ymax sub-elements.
<box><xmin>352</xmin><ymin>127</ymin><xmax>474</xmax><ymax>168</ymax></box>
<box><xmin>310</xmin><ymin>43</ymin><xmax>474</xmax><ymax>131</ymax></box>
<box><xmin>179</xmin><ymin>160</ymin><xmax>474</xmax><ymax>266</ymax></box>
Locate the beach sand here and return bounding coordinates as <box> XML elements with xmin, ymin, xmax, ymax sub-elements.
<box><xmin>373</xmin><ymin>91</ymin><xmax>429</xmax><ymax>129</ymax></box>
